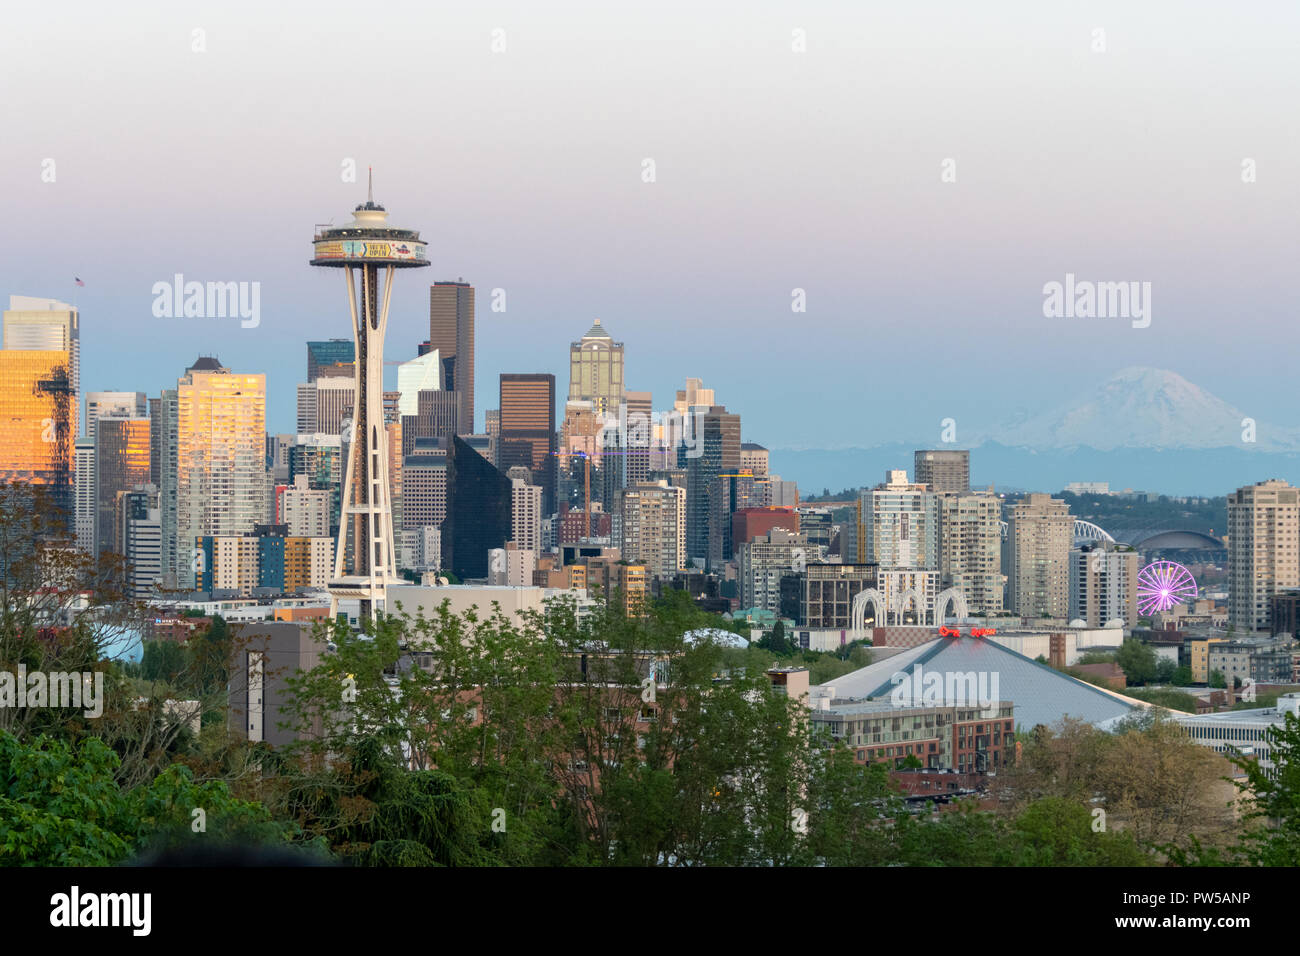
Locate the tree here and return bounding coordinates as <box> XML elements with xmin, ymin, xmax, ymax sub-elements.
<box><xmin>1225</xmin><ymin>710</ymin><xmax>1300</xmax><ymax>866</ymax></box>
<box><xmin>768</xmin><ymin>620</ymin><xmax>788</xmax><ymax>655</ymax></box>
<box><xmin>1116</xmin><ymin>637</ymin><xmax>1158</xmax><ymax>685</ymax></box>
<box><xmin>1172</xmin><ymin>665</ymin><xmax>1193</xmax><ymax>687</ymax></box>
<box><xmin>1209</xmin><ymin>670</ymin><xmax>1227</xmax><ymax>689</ymax></box>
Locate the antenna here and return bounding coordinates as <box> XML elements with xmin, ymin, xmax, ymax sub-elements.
<box><xmin>368</xmin><ymin>166</ymin><xmax>374</xmax><ymax>205</ymax></box>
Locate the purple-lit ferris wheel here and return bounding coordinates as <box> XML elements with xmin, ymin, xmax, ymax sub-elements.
<box><xmin>1136</xmin><ymin>560</ymin><xmax>1198</xmax><ymax>616</ymax></box>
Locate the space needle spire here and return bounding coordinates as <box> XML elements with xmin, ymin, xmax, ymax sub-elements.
<box><xmin>310</xmin><ymin>172</ymin><xmax>429</xmax><ymax>623</ymax></box>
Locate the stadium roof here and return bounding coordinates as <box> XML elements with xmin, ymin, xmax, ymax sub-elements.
<box><xmin>816</xmin><ymin>635</ymin><xmax>1162</xmax><ymax>730</ymax></box>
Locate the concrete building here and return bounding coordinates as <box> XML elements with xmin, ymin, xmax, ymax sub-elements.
<box><xmin>489</xmin><ymin>542</ymin><xmax>537</xmax><ymax>588</ymax></box>
<box><xmin>1209</xmin><ymin>636</ymin><xmax>1298</xmax><ymax>687</ymax></box>
<box><xmin>74</xmin><ymin>437</ymin><xmax>95</xmax><ymax>552</ymax></box>
<box><xmin>1006</xmin><ymin>493</ymin><xmax>1072</xmax><ymax>619</ymax></box>
<box><xmin>740</xmin><ymin>442</ymin><xmax>769</xmax><ymax>478</ymax></box>
<box><xmin>802</xmin><ymin>563</ymin><xmax>878</xmax><ymax>629</ymax></box>
<box><xmin>280</xmin><ymin>473</ymin><xmax>330</xmax><ymax>538</ymax></box>
<box><xmin>937</xmin><ymin>491</ymin><xmax>1002</xmax><ymax>616</ymax></box>
<box><xmin>228</xmin><ymin>621</ymin><xmax>329</xmax><ymax>748</ymax></box>
<box><xmin>913</xmin><ymin>449</ymin><xmax>970</xmax><ymax>495</ymax></box>
<box><xmin>1228</xmin><ymin>479</ymin><xmax>1300</xmax><ymax>634</ymax></box>
<box><xmin>739</xmin><ymin>528</ymin><xmax>807</xmax><ymax>613</ymax></box>
<box><xmin>1174</xmin><ymin>693</ymin><xmax>1300</xmax><ymax>778</ymax></box>
<box><xmin>511</xmin><ymin>477</ymin><xmax>543</xmax><ymax>555</ymax></box>
<box><xmin>1069</xmin><ymin>543</ymin><xmax>1139</xmax><ymax>627</ymax></box>
<box><xmin>617</xmin><ymin>480</ymin><xmax>686</xmax><ymax>579</ymax></box>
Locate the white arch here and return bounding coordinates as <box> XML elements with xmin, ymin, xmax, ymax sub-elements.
<box><xmin>935</xmin><ymin>587</ymin><xmax>969</xmax><ymax>623</ymax></box>
<box><xmin>894</xmin><ymin>588</ymin><xmax>922</xmax><ymax>625</ymax></box>
<box><xmin>851</xmin><ymin>588</ymin><xmax>884</xmax><ymax>642</ymax></box>
<box><xmin>1073</xmin><ymin>519</ymin><xmax>1115</xmax><ymax>543</ymax></box>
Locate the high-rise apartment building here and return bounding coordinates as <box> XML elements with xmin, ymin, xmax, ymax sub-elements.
<box><xmin>280</xmin><ymin>473</ymin><xmax>330</xmax><ymax>538</ymax></box>
<box><xmin>914</xmin><ymin>449</ymin><xmax>970</xmax><ymax>495</ymax></box>
<box><xmin>568</xmin><ymin>319</ymin><xmax>624</xmax><ymax>416</ymax></box>
<box><xmin>499</xmin><ymin>373</ymin><xmax>557</xmax><ymax>516</ymax></box>
<box><xmin>937</xmin><ymin>491</ymin><xmax>1002</xmax><ymax>615</ymax></box>
<box><xmin>1069</xmin><ymin>544</ymin><xmax>1139</xmax><ymax>627</ymax></box>
<box><xmin>314</xmin><ymin>377</ymin><xmax>355</xmax><ymax>436</ymax></box>
<box><xmin>1229</xmin><ymin>479</ymin><xmax>1300</xmax><ymax>634</ymax></box>
<box><xmin>1006</xmin><ymin>493</ymin><xmax>1072</xmax><ymax>618</ymax></box>
<box><xmin>402</xmin><ymin>439</ymin><xmax>448</xmax><ymax>533</ymax></box>
<box><xmin>618</xmin><ymin>480</ymin><xmax>686</xmax><ymax>579</ymax></box>
<box><xmin>94</xmin><ymin>417</ymin><xmax>150</xmax><ymax>556</ymax></box>
<box><xmin>429</xmin><ymin>280</ymin><xmax>474</xmax><ymax>434</ymax></box>
<box><xmin>859</xmin><ymin>470</ymin><xmax>939</xmax><ymax>570</ymax></box>
<box><xmin>172</xmin><ymin>358</ymin><xmax>267</xmax><ymax>589</ymax></box>
<box><xmin>511</xmin><ymin>477</ymin><xmax>543</xmax><ymax>555</ymax></box>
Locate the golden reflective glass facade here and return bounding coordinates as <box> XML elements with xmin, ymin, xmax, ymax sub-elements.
<box><xmin>0</xmin><ymin>350</ymin><xmax>76</xmax><ymax>506</ymax></box>
<box><xmin>96</xmin><ymin>418</ymin><xmax>151</xmax><ymax>555</ymax></box>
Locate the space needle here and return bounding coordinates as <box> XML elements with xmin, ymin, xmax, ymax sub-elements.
<box><xmin>311</xmin><ymin>170</ymin><xmax>429</xmax><ymax>622</ymax></box>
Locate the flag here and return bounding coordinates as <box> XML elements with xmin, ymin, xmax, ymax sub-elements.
<box><xmin>74</xmin><ymin>277</ymin><xmax>84</xmax><ymax>287</ymax></box>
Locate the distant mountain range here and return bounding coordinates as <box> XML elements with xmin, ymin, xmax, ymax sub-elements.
<box><xmin>769</xmin><ymin>368</ymin><xmax>1300</xmax><ymax>497</ymax></box>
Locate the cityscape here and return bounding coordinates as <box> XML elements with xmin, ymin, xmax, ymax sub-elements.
<box><xmin>0</xmin><ymin>0</ymin><xmax>1294</xmax><ymax>926</ymax></box>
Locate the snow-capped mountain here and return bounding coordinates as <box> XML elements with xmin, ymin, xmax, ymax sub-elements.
<box><xmin>987</xmin><ymin>367</ymin><xmax>1300</xmax><ymax>452</ymax></box>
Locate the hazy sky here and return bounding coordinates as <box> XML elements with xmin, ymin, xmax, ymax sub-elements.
<box><xmin>3</xmin><ymin>0</ymin><xmax>1296</xmax><ymax>456</ymax></box>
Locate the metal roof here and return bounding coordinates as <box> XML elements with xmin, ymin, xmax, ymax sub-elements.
<box><xmin>817</xmin><ymin>635</ymin><xmax>1147</xmax><ymax>730</ymax></box>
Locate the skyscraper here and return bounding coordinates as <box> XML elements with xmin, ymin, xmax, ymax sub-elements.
<box><xmin>171</xmin><ymin>358</ymin><xmax>267</xmax><ymax>589</ymax></box>
<box><xmin>429</xmin><ymin>280</ymin><xmax>474</xmax><ymax>434</ymax></box>
<box><xmin>623</xmin><ymin>390</ymin><xmax>653</xmax><ymax>486</ymax></box>
<box><xmin>397</xmin><ymin>350</ymin><xmax>442</xmax><ymax>418</ymax></box>
<box><xmin>685</xmin><ymin>405</ymin><xmax>741</xmax><ymax>567</ymax></box>
<box><xmin>306</xmin><ymin>338</ymin><xmax>355</xmax><ymax>383</ymax></box>
<box><xmin>568</xmin><ymin>319</ymin><xmax>624</xmax><ymax>415</ymax></box>
<box><xmin>1006</xmin><ymin>493</ymin><xmax>1072</xmax><ymax>618</ymax></box>
<box><xmin>0</xmin><ymin>350</ymin><xmax>76</xmax><ymax>521</ymax></box>
<box><xmin>74</xmin><ymin>437</ymin><xmax>95</xmax><ymax>552</ymax></box>
<box><xmin>1228</xmin><ymin>479</ymin><xmax>1300</xmax><ymax>634</ymax></box>
<box><xmin>3</xmin><ymin>296</ymin><xmax>80</xmax><ymax>400</ymax></box>
<box><xmin>95</xmin><ymin>417</ymin><xmax>150</xmax><ymax>556</ymax></box>
<box><xmin>441</xmin><ymin>435</ymin><xmax>511</xmax><ymax>580</ymax></box>
<box><xmin>85</xmin><ymin>391</ymin><xmax>146</xmax><ymax>445</ymax></box>
<box><xmin>499</xmin><ymin>373</ymin><xmax>557</xmax><ymax>516</ymax></box>
<box><xmin>914</xmin><ymin>449</ymin><xmax>970</xmax><ymax>495</ymax></box>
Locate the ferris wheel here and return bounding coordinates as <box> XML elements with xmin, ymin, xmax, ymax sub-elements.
<box><xmin>1136</xmin><ymin>560</ymin><xmax>1198</xmax><ymax>616</ymax></box>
